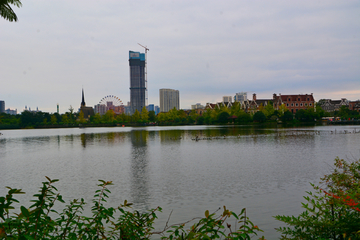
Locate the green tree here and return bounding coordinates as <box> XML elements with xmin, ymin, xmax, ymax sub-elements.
<box><xmin>156</xmin><ymin>112</ymin><xmax>167</xmax><ymax>123</ymax></box>
<box><xmin>211</xmin><ymin>107</ymin><xmax>219</xmax><ymax>122</ymax></box>
<box><xmin>253</xmin><ymin>111</ymin><xmax>266</xmax><ymax>122</ymax></box>
<box><xmin>92</xmin><ymin>113</ymin><xmax>101</xmax><ymax>124</ymax></box>
<box><xmin>275</xmin><ymin>158</ymin><xmax>360</xmax><ymax>239</ymax></box>
<box><xmin>203</xmin><ymin>109</ymin><xmax>214</xmax><ymax>125</ymax></box>
<box><xmin>263</xmin><ymin>102</ymin><xmax>275</xmax><ymax>119</ymax></box>
<box><xmin>61</xmin><ymin>114</ymin><xmax>69</xmax><ymax>124</ymax></box>
<box><xmin>168</xmin><ymin>107</ymin><xmax>178</xmax><ymax>122</ymax></box>
<box><xmin>103</xmin><ymin>110</ymin><xmax>115</xmax><ymax>123</ymax></box>
<box><xmin>230</xmin><ymin>102</ymin><xmax>241</xmax><ymax>116</ymax></box>
<box><xmin>295</xmin><ymin>108</ymin><xmax>319</xmax><ymax>122</ymax></box>
<box><xmin>217</xmin><ymin>111</ymin><xmax>230</xmax><ymax>124</ymax></box>
<box><xmin>132</xmin><ymin>109</ymin><xmax>141</xmax><ymax>123</ymax></box>
<box><xmin>219</xmin><ymin>105</ymin><xmax>230</xmax><ymax>114</ymax></box>
<box><xmin>140</xmin><ymin>106</ymin><xmax>149</xmax><ymax>122</ymax></box>
<box><xmin>338</xmin><ymin>105</ymin><xmax>351</xmax><ymax>118</ymax></box>
<box><xmin>78</xmin><ymin>111</ymin><xmax>86</xmax><ymax>124</ymax></box>
<box><xmin>53</xmin><ymin>112</ymin><xmax>61</xmax><ymax>123</ymax></box>
<box><xmin>68</xmin><ymin>106</ymin><xmax>74</xmax><ymax>123</ymax></box>
<box><xmin>50</xmin><ymin>115</ymin><xmax>57</xmax><ymax>125</ymax></box>
<box><xmin>116</xmin><ymin>113</ymin><xmax>129</xmax><ymax>123</ymax></box>
<box><xmin>315</xmin><ymin>103</ymin><xmax>326</xmax><ymax>118</ymax></box>
<box><xmin>0</xmin><ymin>113</ymin><xmax>20</xmax><ymax>128</ymax></box>
<box><xmin>281</xmin><ymin>110</ymin><xmax>293</xmax><ymax>122</ymax></box>
<box><xmin>197</xmin><ymin>116</ymin><xmax>205</xmax><ymax>125</ymax></box>
<box><xmin>0</xmin><ymin>0</ymin><xmax>22</xmax><ymax>22</ymax></box>
<box><xmin>148</xmin><ymin>111</ymin><xmax>156</xmax><ymax>122</ymax></box>
<box><xmin>189</xmin><ymin>110</ymin><xmax>198</xmax><ymax>124</ymax></box>
<box><xmin>295</xmin><ymin>109</ymin><xmax>306</xmax><ymax>122</ymax></box>
<box><xmin>236</xmin><ymin>110</ymin><xmax>252</xmax><ymax>123</ymax></box>
<box><xmin>20</xmin><ymin>111</ymin><xmax>33</xmax><ymax>127</ymax></box>
<box><xmin>178</xmin><ymin>109</ymin><xmax>187</xmax><ymax>123</ymax></box>
<box><xmin>278</xmin><ymin>104</ymin><xmax>289</xmax><ymax>117</ymax></box>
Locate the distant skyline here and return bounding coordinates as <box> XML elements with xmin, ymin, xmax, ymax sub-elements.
<box><xmin>1</xmin><ymin>0</ymin><xmax>359</xmax><ymax>113</ymax></box>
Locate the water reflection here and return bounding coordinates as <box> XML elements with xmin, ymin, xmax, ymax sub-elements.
<box><xmin>185</xmin><ymin>126</ymin><xmax>276</xmax><ymax>139</ymax></box>
<box><xmin>80</xmin><ymin>133</ymin><xmax>88</xmax><ymax>148</ymax></box>
<box><xmin>0</xmin><ymin>125</ymin><xmax>359</xmax><ymax>239</ymax></box>
<box><xmin>64</xmin><ymin>134</ymin><xmax>74</xmax><ymax>145</ymax></box>
<box><xmin>79</xmin><ymin>132</ymin><xmax>127</xmax><ymax>148</ymax></box>
<box><xmin>159</xmin><ymin>130</ymin><xmax>182</xmax><ymax>142</ymax></box>
<box><xmin>130</xmin><ymin>130</ymin><xmax>150</xmax><ymax>209</ymax></box>
<box><xmin>0</xmin><ymin>138</ymin><xmax>6</xmax><ymax>151</ymax></box>
<box><xmin>21</xmin><ymin>136</ymin><xmax>51</xmax><ymax>152</ymax></box>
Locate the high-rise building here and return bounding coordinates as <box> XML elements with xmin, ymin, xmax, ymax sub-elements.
<box><xmin>159</xmin><ymin>89</ymin><xmax>179</xmax><ymax>112</ymax></box>
<box><xmin>223</xmin><ymin>96</ymin><xmax>232</xmax><ymax>103</ymax></box>
<box><xmin>154</xmin><ymin>105</ymin><xmax>160</xmax><ymax>115</ymax></box>
<box><xmin>0</xmin><ymin>100</ymin><xmax>5</xmax><ymax>113</ymax></box>
<box><xmin>234</xmin><ymin>92</ymin><xmax>247</xmax><ymax>103</ymax></box>
<box><xmin>147</xmin><ymin>104</ymin><xmax>154</xmax><ymax>112</ymax></box>
<box><xmin>191</xmin><ymin>103</ymin><xmax>204</xmax><ymax>109</ymax></box>
<box><xmin>129</xmin><ymin>51</ymin><xmax>146</xmax><ymax>114</ymax></box>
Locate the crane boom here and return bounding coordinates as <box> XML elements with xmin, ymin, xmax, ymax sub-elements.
<box><xmin>138</xmin><ymin>43</ymin><xmax>149</xmax><ymax>52</ymax></box>
<box><xmin>138</xmin><ymin>43</ymin><xmax>149</xmax><ymax>106</ymax></box>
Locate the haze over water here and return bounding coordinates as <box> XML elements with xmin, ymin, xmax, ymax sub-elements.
<box><xmin>1</xmin><ymin>125</ymin><xmax>359</xmax><ymax>238</ymax></box>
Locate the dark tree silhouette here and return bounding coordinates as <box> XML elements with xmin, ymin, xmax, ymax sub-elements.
<box><xmin>253</xmin><ymin>111</ymin><xmax>266</xmax><ymax>122</ymax></box>
<box><xmin>0</xmin><ymin>0</ymin><xmax>22</xmax><ymax>22</ymax></box>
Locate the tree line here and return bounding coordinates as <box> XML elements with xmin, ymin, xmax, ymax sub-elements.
<box><xmin>1</xmin><ymin>102</ymin><xmax>359</xmax><ymax>129</ymax></box>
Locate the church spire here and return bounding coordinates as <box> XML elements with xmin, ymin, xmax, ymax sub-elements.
<box><xmin>81</xmin><ymin>88</ymin><xmax>86</xmax><ymax>107</ymax></box>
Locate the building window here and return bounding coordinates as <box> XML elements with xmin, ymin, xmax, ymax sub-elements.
<box><xmin>298</xmin><ymin>98</ymin><xmax>300</xmax><ymax>101</ymax></box>
<box><xmin>296</xmin><ymin>103</ymin><xmax>298</xmax><ymax>107</ymax></box>
<box><xmin>288</xmin><ymin>98</ymin><xmax>291</xmax><ymax>101</ymax></box>
<box><xmin>291</xmin><ymin>103</ymin><xmax>294</xmax><ymax>107</ymax></box>
<box><xmin>309</xmin><ymin>103</ymin><xmax>312</xmax><ymax>106</ymax></box>
<box><xmin>305</xmin><ymin>103</ymin><xmax>307</xmax><ymax>106</ymax></box>
<box><xmin>286</xmin><ymin>103</ymin><xmax>289</xmax><ymax>107</ymax></box>
<box><xmin>300</xmin><ymin>103</ymin><xmax>303</xmax><ymax>107</ymax></box>
<box><xmin>307</xmin><ymin>98</ymin><xmax>309</xmax><ymax>101</ymax></box>
<box><xmin>295</xmin><ymin>109</ymin><xmax>298</xmax><ymax>112</ymax></box>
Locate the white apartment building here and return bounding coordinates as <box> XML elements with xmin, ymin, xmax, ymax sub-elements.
<box><xmin>223</xmin><ymin>96</ymin><xmax>232</xmax><ymax>103</ymax></box>
<box><xmin>191</xmin><ymin>103</ymin><xmax>204</xmax><ymax>109</ymax></box>
<box><xmin>159</xmin><ymin>88</ymin><xmax>179</xmax><ymax>112</ymax></box>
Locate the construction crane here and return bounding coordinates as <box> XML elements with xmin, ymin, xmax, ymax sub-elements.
<box><xmin>138</xmin><ymin>43</ymin><xmax>149</xmax><ymax>106</ymax></box>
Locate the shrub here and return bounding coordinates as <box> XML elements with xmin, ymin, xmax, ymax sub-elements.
<box><xmin>0</xmin><ymin>177</ymin><xmax>264</xmax><ymax>239</ymax></box>
<box><xmin>275</xmin><ymin>157</ymin><xmax>360</xmax><ymax>239</ymax></box>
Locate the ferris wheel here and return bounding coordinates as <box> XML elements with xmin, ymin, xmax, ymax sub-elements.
<box><xmin>98</xmin><ymin>95</ymin><xmax>123</xmax><ymax>106</ymax></box>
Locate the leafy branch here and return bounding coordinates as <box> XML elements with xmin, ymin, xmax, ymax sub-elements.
<box><xmin>0</xmin><ymin>177</ymin><xmax>264</xmax><ymax>239</ymax></box>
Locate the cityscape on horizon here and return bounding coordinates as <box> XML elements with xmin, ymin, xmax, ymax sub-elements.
<box><xmin>1</xmin><ymin>1</ymin><xmax>359</xmax><ymax>114</ymax></box>
<box><xmin>1</xmin><ymin>48</ymin><xmax>360</xmax><ymax>116</ymax></box>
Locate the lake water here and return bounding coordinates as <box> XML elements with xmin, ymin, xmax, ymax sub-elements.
<box><xmin>1</xmin><ymin>125</ymin><xmax>359</xmax><ymax>238</ymax></box>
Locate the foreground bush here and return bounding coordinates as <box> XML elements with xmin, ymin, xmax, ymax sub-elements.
<box><xmin>0</xmin><ymin>177</ymin><xmax>264</xmax><ymax>239</ymax></box>
<box><xmin>275</xmin><ymin>157</ymin><xmax>360</xmax><ymax>239</ymax></box>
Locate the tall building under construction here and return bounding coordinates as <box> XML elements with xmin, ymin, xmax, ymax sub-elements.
<box><xmin>129</xmin><ymin>51</ymin><xmax>146</xmax><ymax>114</ymax></box>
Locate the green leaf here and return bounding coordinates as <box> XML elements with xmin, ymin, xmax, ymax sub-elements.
<box><xmin>20</xmin><ymin>206</ymin><xmax>30</xmax><ymax>218</ymax></box>
<box><xmin>205</xmin><ymin>210</ymin><xmax>209</xmax><ymax>218</ymax></box>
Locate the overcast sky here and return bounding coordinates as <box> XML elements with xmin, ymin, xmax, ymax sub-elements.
<box><xmin>1</xmin><ymin>0</ymin><xmax>359</xmax><ymax>113</ymax></box>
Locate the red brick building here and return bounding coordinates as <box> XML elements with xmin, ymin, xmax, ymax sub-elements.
<box><xmin>273</xmin><ymin>93</ymin><xmax>315</xmax><ymax>113</ymax></box>
<box><xmin>349</xmin><ymin>101</ymin><xmax>360</xmax><ymax>112</ymax></box>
